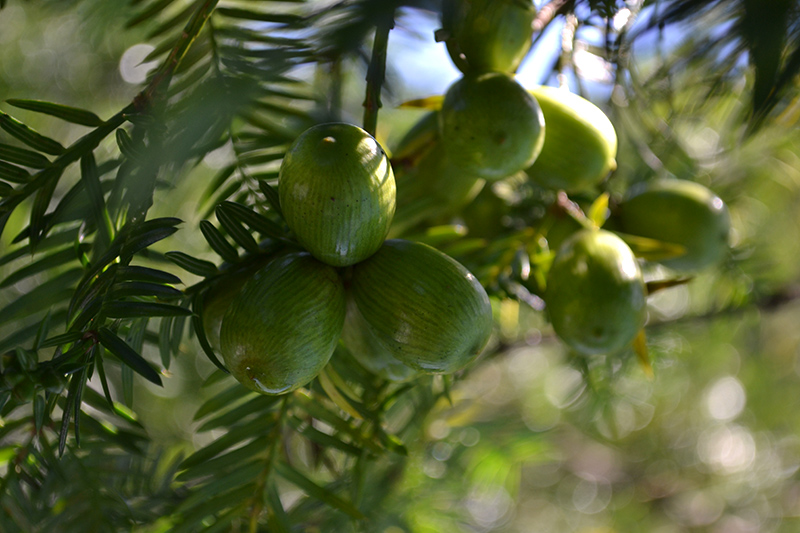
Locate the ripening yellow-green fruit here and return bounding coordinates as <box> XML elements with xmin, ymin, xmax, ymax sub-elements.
<box><xmin>545</xmin><ymin>229</ymin><xmax>646</xmax><ymax>355</ymax></box>
<box><xmin>525</xmin><ymin>86</ymin><xmax>618</xmax><ymax>192</ymax></box>
<box><xmin>279</xmin><ymin>123</ymin><xmax>396</xmax><ymax>267</ymax></box>
<box><xmin>619</xmin><ymin>179</ymin><xmax>731</xmax><ymax>272</ymax></box>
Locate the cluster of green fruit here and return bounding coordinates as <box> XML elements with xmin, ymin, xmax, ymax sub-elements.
<box><xmin>390</xmin><ymin>0</ymin><xmax>732</xmax><ymax>357</ymax></box>
<box><xmin>215</xmin><ymin>123</ymin><xmax>493</xmax><ymax>395</ymax></box>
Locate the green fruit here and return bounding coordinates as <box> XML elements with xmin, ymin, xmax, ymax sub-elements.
<box><xmin>442</xmin><ymin>0</ymin><xmax>536</xmax><ymax>74</ymax></box>
<box><xmin>341</xmin><ymin>297</ymin><xmax>418</xmax><ymax>382</ymax></box>
<box><xmin>619</xmin><ymin>179</ymin><xmax>731</xmax><ymax>272</ymax></box>
<box><xmin>351</xmin><ymin>239</ymin><xmax>493</xmax><ymax>373</ymax></box>
<box><xmin>525</xmin><ymin>86</ymin><xmax>617</xmax><ymax>192</ymax></box>
<box><xmin>279</xmin><ymin>123</ymin><xmax>396</xmax><ymax>267</ymax></box>
<box><xmin>439</xmin><ymin>73</ymin><xmax>545</xmax><ymax>181</ymax></box>
<box><xmin>220</xmin><ymin>253</ymin><xmax>346</xmax><ymax>395</ymax></box>
<box><xmin>546</xmin><ymin>229</ymin><xmax>646</xmax><ymax>355</ymax></box>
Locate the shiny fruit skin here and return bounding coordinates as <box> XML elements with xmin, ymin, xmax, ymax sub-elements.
<box><xmin>351</xmin><ymin>239</ymin><xmax>493</xmax><ymax>374</ymax></box>
<box><xmin>220</xmin><ymin>253</ymin><xmax>346</xmax><ymax>395</ymax></box>
<box><xmin>439</xmin><ymin>73</ymin><xmax>545</xmax><ymax>181</ymax></box>
<box><xmin>546</xmin><ymin>229</ymin><xmax>646</xmax><ymax>355</ymax></box>
<box><xmin>341</xmin><ymin>297</ymin><xmax>418</xmax><ymax>382</ymax></box>
<box><xmin>279</xmin><ymin>123</ymin><xmax>396</xmax><ymax>267</ymax></box>
<box><xmin>525</xmin><ymin>86</ymin><xmax>617</xmax><ymax>192</ymax></box>
<box><xmin>619</xmin><ymin>179</ymin><xmax>730</xmax><ymax>272</ymax></box>
<box><xmin>442</xmin><ymin>0</ymin><xmax>536</xmax><ymax>74</ymax></box>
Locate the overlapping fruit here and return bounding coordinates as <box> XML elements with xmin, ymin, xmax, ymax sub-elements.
<box><xmin>215</xmin><ymin>123</ymin><xmax>493</xmax><ymax>394</ymax></box>
<box><xmin>203</xmin><ymin>1</ymin><xmax>734</xmax><ymax>394</ymax></box>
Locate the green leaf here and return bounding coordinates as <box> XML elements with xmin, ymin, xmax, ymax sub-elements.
<box><xmin>215</xmin><ymin>7</ymin><xmax>303</xmax><ymax>24</ymax></box>
<box><xmin>193</xmin><ymin>384</ymin><xmax>253</xmax><ymax>421</ymax></box>
<box><xmin>119</xmin><ymin>218</ymin><xmax>181</xmax><ymax>259</ymax></box>
<box><xmin>39</xmin><ymin>331</ymin><xmax>84</xmax><ymax>349</ymax></box>
<box><xmin>103</xmin><ymin>301</ymin><xmax>192</xmax><ymax>318</ymax></box>
<box><xmin>0</xmin><ymin>181</ymin><xmax>14</xmax><ymax>197</ymax></box>
<box><xmin>274</xmin><ymin>462</ymin><xmax>365</xmax><ymax>520</ymax></box>
<box><xmin>287</xmin><ymin>416</ymin><xmax>361</xmax><ymax>456</ymax></box>
<box><xmin>176</xmin><ymin>437</ymin><xmax>269</xmax><ymax>482</ymax></box>
<box><xmin>29</xmin><ymin>169</ymin><xmax>60</xmax><ymax>248</ymax></box>
<box><xmin>200</xmin><ymin>220</ymin><xmax>239</xmax><ymax>263</ymax></box>
<box><xmin>117</xmin><ymin>265</ymin><xmax>182</xmax><ymax>285</ymax></box>
<box><xmin>196</xmin><ymin>395</ymin><xmax>279</xmax><ymax>433</ymax></box>
<box><xmin>215</xmin><ymin>204</ymin><xmax>260</xmax><ymax>253</ymax></box>
<box><xmin>33</xmin><ymin>394</ymin><xmax>46</xmax><ymax>433</ymax></box>
<box><xmin>165</xmin><ymin>251</ymin><xmax>219</xmax><ymax>277</ymax></box>
<box><xmin>0</xmin><ymin>112</ymin><xmax>65</xmax><ymax>155</ymax></box>
<box><xmin>158</xmin><ymin>316</ymin><xmax>173</xmax><ymax>370</ymax></box>
<box><xmin>191</xmin><ymin>291</ymin><xmax>229</xmax><ymax>373</ymax></box>
<box><xmin>126</xmin><ymin>0</ymin><xmax>178</xmax><ymax>28</ymax></box>
<box><xmin>6</xmin><ymin>99</ymin><xmax>104</xmax><ymax>127</ymax></box>
<box><xmin>219</xmin><ymin>200</ymin><xmax>287</xmax><ymax>240</ymax></box>
<box><xmin>179</xmin><ymin>417</ymin><xmax>275</xmax><ymax>470</ymax></box>
<box><xmin>98</xmin><ymin>327</ymin><xmax>163</xmax><ymax>386</ymax></box>
<box><xmin>0</xmin><ymin>161</ymin><xmax>30</xmax><ymax>183</ymax></box>
<box><xmin>0</xmin><ymin>269</ymin><xmax>81</xmax><ymax>326</ymax></box>
<box><xmin>266</xmin><ymin>482</ymin><xmax>292</xmax><ymax>533</ymax></box>
<box><xmin>0</xmin><ymin>142</ymin><xmax>50</xmax><ymax>168</ymax></box>
<box><xmin>80</xmin><ymin>154</ymin><xmax>113</xmax><ymax>250</ymax></box>
<box><xmin>109</xmin><ymin>281</ymin><xmax>183</xmax><ymax>300</ymax></box>
<box><xmin>587</xmin><ymin>193</ymin><xmax>610</xmax><ymax>228</ymax></box>
<box><xmin>0</xmin><ymin>246</ymin><xmax>78</xmax><ymax>288</ymax></box>
<box><xmin>200</xmin><ymin>164</ymin><xmax>236</xmax><ymax>206</ymax></box>
<box><xmin>115</xmin><ymin>128</ymin><xmax>144</xmax><ymax>161</ymax></box>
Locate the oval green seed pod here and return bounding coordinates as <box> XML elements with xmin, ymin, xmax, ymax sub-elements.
<box><xmin>220</xmin><ymin>253</ymin><xmax>346</xmax><ymax>395</ymax></box>
<box><xmin>545</xmin><ymin>229</ymin><xmax>646</xmax><ymax>355</ymax></box>
<box><xmin>442</xmin><ymin>0</ymin><xmax>536</xmax><ymax>74</ymax></box>
<box><xmin>619</xmin><ymin>179</ymin><xmax>730</xmax><ymax>272</ymax></box>
<box><xmin>279</xmin><ymin>123</ymin><xmax>396</xmax><ymax>267</ymax></box>
<box><xmin>525</xmin><ymin>86</ymin><xmax>617</xmax><ymax>192</ymax></box>
<box><xmin>351</xmin><ymin>239</ymin><xmax>493</xmax><ymax>374</ymax></box>
<box><xmin>439</xmin><ymin>73</ymin><xmax>545</xmax><ymax>181</ymax></box>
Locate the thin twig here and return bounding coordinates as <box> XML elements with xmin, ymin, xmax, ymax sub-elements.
<box><xmin>362</xmin><ymin>7</ymin><xmax>394</xmax><ymax>137</ymax></box>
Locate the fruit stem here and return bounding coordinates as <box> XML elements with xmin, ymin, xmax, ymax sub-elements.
<box><xmin>362</xmin><ymin>5</ymin><xmax>395</xmax><ymax>137</ymax></box>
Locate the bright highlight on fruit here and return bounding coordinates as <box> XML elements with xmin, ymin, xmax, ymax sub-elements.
<box><xmin>545</xmin><ymin>229</ymin><xmax>647</xmax><ymax>355</ymax></box>
<box><xmin>279</xmin><ymin>122</ymin><xmax>396</xmax><ymax>267</ymax></box>
<box><xmin>619</xmin><ymin>179</ymin><xmax>731</xmax><ymax>272</ymax></box>
<box><xmin>220</xmin><ymin>253</ymin><xmax>346</xmax><ymax>395</ymax></box>
<box><xmin>351</xmin><ymin>239</ymin><xmax>493</xmax><ymax>374</ymax></box>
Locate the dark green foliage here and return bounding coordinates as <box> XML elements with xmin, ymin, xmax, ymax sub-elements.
<box><xmin>1</xmin><ymin>0</ymin><xmax>799</xmax><ymax>531</ymax></box>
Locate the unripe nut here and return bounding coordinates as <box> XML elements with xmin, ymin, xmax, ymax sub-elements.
<box><xmin>545</xmin><ymin>229</ymin><xmax>647</xmax><ymax>355</ymax></box>
<box><xmin>279</xmin><ymin>123</ymin><xmax>396</xmax><ymax>267</ymax></box>
<box><xmin>351</xmin><ymin>239</ymin><xmax>493</xmax><ymax>374</ymax></box>
<box><xmin>220</xmin><ymin>253</ymin><xmax>346</xmax><ymax>395</ymax></box>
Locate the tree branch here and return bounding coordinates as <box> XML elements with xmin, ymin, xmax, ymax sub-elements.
<box><xmin>362</xmin><ymin>7</ymin><xmax>394</xmax><ymax>137</ymax></box>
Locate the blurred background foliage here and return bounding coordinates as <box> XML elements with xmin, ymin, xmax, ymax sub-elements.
<box><xmin>1</xmin><ymin>0</ymin><xmax>800</xmax><ymax>531</ymax></box>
